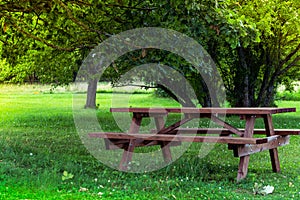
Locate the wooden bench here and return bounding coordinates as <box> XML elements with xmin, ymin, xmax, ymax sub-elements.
<box><xmin>165</xmin><ymin>128</ymin><xmax>300</xmax><ymax>136</ymax></box>
<box><xmin>89</xmin><ymin>132</ymin><xmax>290</xmax><ymax>158</ymax></box>
<box><xmin>89</xmin><ymin>107</ymin><xmax>298</xmax><ymax>181</ymax></box>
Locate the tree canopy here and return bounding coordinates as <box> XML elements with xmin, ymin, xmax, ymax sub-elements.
<box><xmin>214</xmin><ymin>0</ymin><xmax>300</xmax><ymax>106</ymax></box>
<box><xmin>0</xmin><ymin>0</ymin><xmax>299</xmax><ymax>107</ymax></box>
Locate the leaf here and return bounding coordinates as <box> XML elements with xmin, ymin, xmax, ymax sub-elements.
<box><xmin>142</xmin><ymin>49</ymin><xmax>147</xmax><ymax>58</ymax></box>
<box><xmin>3</xmin><ymin>22</ymin><xmax>9</xmax><ymax>33</ymax></box>
<box><xmin>62</xmin><ymin>171</ymin><xmax>74</xmax><ymax>181</ymax></box>
<box><xmin>112</xmin><ymin>62</ymin><xmax>119</xmax><ymax>73</ymax></box>
<box><xmin>259</xmin><ymin>185</ymin><xmax>274</xmax><ymax>195</ymax></box>
<box><xmin>63</xmin><ymin>171</ymin><xmax>68</xmax><ymax>176</ymax></box>
<box><xmin>79</xmin><ymin>187</ymin><xmax>88</xmax><ymax>192</ymax></box>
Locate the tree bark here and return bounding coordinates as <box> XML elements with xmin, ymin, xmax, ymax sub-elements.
<box><xmin>262</xmin><ymin>84</ymin><xmax>276</xmax><ymax>107</ymax></box>
<box><xmin>233</xmin><ymin>47</ymin><xmax>250</xmax><ymax>107</ymax></box>
<box><xmin>199</xmin><ymin>77</ymin><xmax>213</xmax><ymax>107</ymax></box>
<box><xmin>85</xmin><ymin>78</ymin><xmax>98</xmax><ymax>109</ymax></box>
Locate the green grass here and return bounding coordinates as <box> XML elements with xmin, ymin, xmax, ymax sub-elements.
<box><xmin>0</xmin><ymin>84</ymin><xmax>299</xmax><ymax>199</ymax></box>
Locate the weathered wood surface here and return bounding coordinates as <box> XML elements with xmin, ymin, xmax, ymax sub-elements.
<box><xmin>93</xmin><ymin>107</ymin><xmax>297</xmax><ymax>181</ymax></box>
<box><xmin>110</xmin><ymin>107</ymin><xmax>296</xmax><ymax>115</ymax></box>
<box><xmin>166</xmin><ymin>128</ymin><xmax>300</xmax><ymax>135</ymax></box>
<box><xmin>232</xmin><ymin>136</ymin><xmax>290</xmax><ymax>157</ymax></box>
<box><xmin>89</xmin><ymin>132</ymin><xmax>281</xmax><ymax>145</ymax></box>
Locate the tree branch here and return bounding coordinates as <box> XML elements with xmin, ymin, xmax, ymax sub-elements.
<box><xmin>0</xmin><ymin>4</ymin><xmax>34</xmax><ymax>13</ymax></box>
<box><xmin>105</xmin><ymin>3</ymin><xmax>156</xmax><ymax>11</ymax></box>
<box><xmin>69</xmin><ymin>0</ymin><xmax>92</xmax><ymax>7</ymax></box>
<box><xmin>0</xmin><ymin>1</ymin><xmax>53</xmax><ymax>13</ymax></box>
<box><xmin>278</xmin><ymin>55</ymin><xmax>300</xmax><ymax>75</ymax></box>
<box><xmin>279</xmin><ymin>43</ymin><xmax>300</xmax><ymax>67</ymax></box>
<box><xmin>0</xmin><ymin>37</ymin><xmax>8</xmax><ymax>45</ymax></box>
<box><xmin>3</xmin><ymin>11</ymin><xmax>98</xmax><ymax>51</ymax></box>
<box><xmin>7</xmin><ymin>20</ymin><xmax>75</xmax><ymax>51</ymax></box>
<box><xmin>53</xmin><ymin>0</ymin><xmax>105</xmax><ymax>39</ymax></box>
<box><xmin>54</xmin><ymin>0</ymin><xmax>90</xmax><ymax>30</ymax></box>
<box><xmin>113</xmin><ymin>83</ymin><xmax>157</xmax><ymax>89</ymax></box>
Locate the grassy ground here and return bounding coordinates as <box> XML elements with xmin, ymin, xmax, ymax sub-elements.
<box><xmin>0</xmin><ymin>84</ymin><xmax>299</xmax><ymax>199</ymax></box>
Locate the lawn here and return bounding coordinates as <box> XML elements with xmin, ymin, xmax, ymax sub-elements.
<box><xmin>0</xmin><ymin>84</ymin><xmax>299</xmax><ymax>199</ymax></box>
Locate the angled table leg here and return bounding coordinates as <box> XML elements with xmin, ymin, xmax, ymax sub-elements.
<box><xmin>264</xmin><ymin>114</ymin><xmax>280</xmax><ymax>172</ymax></box>
<box><xmin>237</xmin><ymin>115</ymin><xmax>256</xmax><ymax>181</ymax></box>
<box><xmin>119</xmin><ymin>114</ymin><xmax>142</xmax><ymax>171</ymax></box>
<box><xmin>155</xmin><ymin>116</ymin><xmax>172</xmax><ymax>163</ymax></box>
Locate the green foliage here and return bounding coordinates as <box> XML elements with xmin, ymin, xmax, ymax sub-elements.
<box><xmin>205</xmin><ymin>0</ymin><xmax>300</xmax><ymax>106</ymax></box>
<box><xmin>0</xmin><ymin>0</ymin><xmax>143</xmax><ymax>85</ymax></box>
<box><xmin>0</xmin><ymin>58</ymin><xmax>11</xmax><ymax>82</ymax></box>
<box><xmin>213</xmin><ymin>1</ymin><xmax>261</xmax><ymax>48</ymax></box>
<box><xmin>276</xmin><ymin>90</ymin><xmax>300</xmax><ymax>101</ymax></box>
<box><xmin>0</xmin><ymin>0</ymin><xmax>299</xmax><ymax>107</ymax></box>
<box><xmin>0</xmin><ymin>46</ymin><xmax>80</xmax><ymax>84</ymax></box>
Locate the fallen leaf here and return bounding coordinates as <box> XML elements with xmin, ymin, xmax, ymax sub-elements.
<box><xmin>260</xmin><ymin>185</ymin><xmax>274</xmax><ymax>195</ymax></box>
<box><xmin>79</xmin><ymin>187</ymin><xmax>88</xmax><ymax>192</ymax></box>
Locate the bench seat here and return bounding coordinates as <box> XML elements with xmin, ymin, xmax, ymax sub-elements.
<box><xmin>164</xmin><ymin>128</ymin><xmax>300</xmax><ymax>135</ymax></box>
<box><xmin>88</xmin><ymin>132</ymin><xmax>286</xmax><ymax>145</ymax></box>
<box><xmin>89</xmin><ymin>132</ymin><xmax>290</xmax><ymax>157</ymax></box>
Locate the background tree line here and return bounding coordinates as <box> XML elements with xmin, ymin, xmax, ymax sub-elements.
<box><xmin>0</xmin><ymin>0</ymin><xmax>299</xmax><ymax>107</ymax></box>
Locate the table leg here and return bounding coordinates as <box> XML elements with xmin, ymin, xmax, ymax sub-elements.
<box><xmin>237</xmin><ymin>115</ymin><xmax>256</xmax><ymax>181</ymax></box>
<box><xmin>155</xmin><ymin>116</ymin><xmax>172</xmax><ymax>163</ymax></box>
<box><xmin>119</xmin><ymin>115</ymin><xmax>142</xmax><ymax>171</ymax></box>
<box><xmin>264</xmin><ymin>114</ymin><xmax>280</xmax><ymax>173</ymax></box>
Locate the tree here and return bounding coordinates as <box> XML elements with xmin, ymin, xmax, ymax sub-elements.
<box><xmin>0</xmin><ymin>0</ymin><xmax>156</xmax><ymax>107</ymax></box>
<box><xmin>1</xmin><ymin>0</ymin><xmax>299</xmax><ymax>108</ymax></box>
<box><xmin>97</xmin><ymin>0</ymin><xmax>300</xmax><ymax>107</ymax></box>
<box><xmin>103</xmin><ymin>0</ymin><xmax>226</xmax><ymax>107</ymax></box>
<box><xmin>208</xmin><ymin>0</ymin><xmax>300</xmax><ymax>106</ymax></box>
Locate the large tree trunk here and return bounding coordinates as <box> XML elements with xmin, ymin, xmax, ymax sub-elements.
<box><xmin>262</xmin><ymin>84</ymin><xmax>276</xmax><ymax>107</ymax></box>
<box><xmin>261</xmin><ymin>72</ymin><xmax>278</xmax><ymax>107</ymax></box>
<box><xmin>233</xmin><ymin>47</ymin><xmax>250</xmax><ymax>107</ymax></box>
<box><xmin>85</xmin><ymin>78</ymin><xmax>98</xmax><ymax>109</ymax></box>
<box><xmin>199</xmin><ymin>77</ymin><xmax>212</xmax><ymax>107</ymax></box>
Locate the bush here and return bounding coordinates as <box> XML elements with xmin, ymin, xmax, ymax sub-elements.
<box><xmin>0</xmin><ymin>59</ymin><xmax>11</xmax><ymax>83</ymax></box>
<box><xmin>276</xmin><ymin>90</ymin><xmax>300</xmax><ymax>101</ymax></box>
<box><xmin>154</xmin><ymin>88</ymin><xmax>171</xmax><ymax>98</ymax></box>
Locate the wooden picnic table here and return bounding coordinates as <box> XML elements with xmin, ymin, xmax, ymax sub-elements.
<box><xmin>89</xmin><ymin>107</ymin><xmax>299</xmax><ymax>181</ymax></box>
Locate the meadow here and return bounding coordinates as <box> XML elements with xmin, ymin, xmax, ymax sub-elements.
<box><xmin>0</xmin><ymin>84</ymin><xmax>299</xmax><ymax>199</ymax></box>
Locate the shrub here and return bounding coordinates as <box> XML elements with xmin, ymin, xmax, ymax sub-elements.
<box><xmin>276</xmin><ymin>90</ymin><xmax>300</xmax><ymax>101</ymax></box>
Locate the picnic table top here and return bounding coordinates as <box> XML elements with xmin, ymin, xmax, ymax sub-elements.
<box><xmin>110</xmin><ymin>107</ymin><xmax>296</xmax><ymax>115</ymax></box>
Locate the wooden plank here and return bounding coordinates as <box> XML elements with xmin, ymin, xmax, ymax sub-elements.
<box><xmin>104</xmin><ymin>139</ymin><xmax>128</xmax><ymax>150</ymax></box>
<box><xmin>98</xmin><ymin>138</ymin><xmax>180</xmax><ymax>149</ymax></box>
<box><xmin>110</xmin><ymin>108</ymin><xmax>168</xmax><ymax>115</ymax></box>
<box><xmin>165</xmin><ymin>128</ymin><xmax>230</xmax><ymax>135</ymax></box>
<box><xmin>253</xmin><ymin>129</ymin><xmax>300</xmax><ymax>135</ymax></box>
<box><xmin>237</xmin><ymin>115</ymin><xmax>256</xmax><ymax>181</ymax></box>
<box><xmin>119</xmin><ymin>139</ymin><xmax>135</xmax><ymax>171</ymax></box>
<box><xmin>155</xmin><ymin>116</ymin><xmax>172</xmax><ymax>163</ymax></box>
<box><xmin>234</xmin><ymin>136</ymin><xmax>290</xmax><ymax>157</ymax></box>
<box><xmin>210</xmin><ymin>115</ymin><xmax>244</xmax><ymax>136</ymax></box>
<box><xmin>103</xmin><ymin>139</ymin><xmax>165</xmax><ymax>150</ymax></box>
<box><xmin>167</xmin><ymin>128</ymin><xmax>300</xmax><ymax>135</ymax></box>
<box><xmin>88</xmin><ymin>132</ymin><xmax>271</xmax><ymax>145</ymax></box>
<box><xmin>264</xmin><ymin>114</ymin><xmax>281</xmax><ymax>173</ymax></box>
<box><xmin>104</xmin><ymin>127</ymin><xmax>299</xmax><ymax>149</ymax></box>
<box><xmin>110</xmin><ymin>107</ymin><xmax>296</xmax><ymax>115</ymax></box>
<box><xmin>119</xmin><ymin>115</ymin><xmax>142</xmax><ymax>171</ymax></box>
<box><xmin>157</xmin><ymin>117</ymin><xmax>193</xmax><ymax>134</ymax></box>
